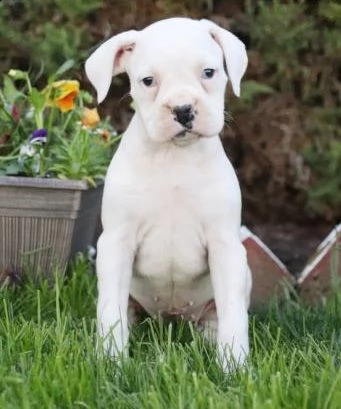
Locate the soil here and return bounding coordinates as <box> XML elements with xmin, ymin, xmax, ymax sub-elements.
<box><xmin>249</xmin><ymin>223</ymin><xmax>332</xmax><ymax>275</ymax></box>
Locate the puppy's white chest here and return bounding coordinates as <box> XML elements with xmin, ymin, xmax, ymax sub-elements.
<box><xmin>135</xmin><ymin>197</ymin><xmax>207</xmax><ymax>280</ymax></box>
<box><xmin>131</xmin><ymin>184</ymin><xmax>211</xmax><ymax>317</ymax></box>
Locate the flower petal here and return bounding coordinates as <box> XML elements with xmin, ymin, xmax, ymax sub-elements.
<box><xmin>81</xmin><ymin>107</ymin><xmax>100</xmax><ymax>128</ymax></box>
<box><xmin>58</xmin><ymin>91</ymin><xmax>78</xmax><ymax>112</ymax></box>
<box><xmin>30</xmin><ymin>128</ymin><xmax>47</xmax><ymax>144</ymax></box>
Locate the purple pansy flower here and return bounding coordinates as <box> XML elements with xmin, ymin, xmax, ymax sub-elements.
<box><xmin>29</xmin><ymin>128</ymin><xmax>48</xmax><ymax>144</ymax></box>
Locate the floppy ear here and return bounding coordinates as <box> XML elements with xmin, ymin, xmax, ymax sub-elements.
<box><xmin>200</xmin><ymin>19</ymin><xmax>247</xmax><ymax>97</ymax></box>
<box><xmin>85</xmin><ymin>30</ymin><xmax>138</xmax><ymax>103</ymax></box>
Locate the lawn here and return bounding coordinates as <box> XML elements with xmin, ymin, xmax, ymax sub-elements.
<box><xmin>1</xmin><ymin>254</ymin><xmax>341</xmax><ymax>409</ymax></box>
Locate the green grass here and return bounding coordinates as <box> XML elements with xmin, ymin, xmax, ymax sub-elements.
<box><xmin>1</xmin><ymin>255</ymin><xmax>341</xmax><ymax>409</ymax></box>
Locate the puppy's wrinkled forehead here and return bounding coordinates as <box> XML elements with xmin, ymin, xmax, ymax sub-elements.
<box><xmin>140</xmin><ymin>18</ymin><xmax>215</xmax><ymax>46</ymax></box>
<box><xmin>131</xmin><ymin>18</ymin><xmax>222</xmax><ymax>66</ymax></box>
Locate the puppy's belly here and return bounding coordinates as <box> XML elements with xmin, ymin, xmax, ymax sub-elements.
<box><xmin>131</xmin><ymin>224</ymin><xmax>213</xmax><ymax>320</ymax></box>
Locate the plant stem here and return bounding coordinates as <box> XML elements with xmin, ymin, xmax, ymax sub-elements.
<box><xmin>47</xmin><ymin>106</ymin><xmax>56</xmax><ymax>136</ymax></box>
<box><xmin>0</xmin><ymin>154</ymin><xmax>19</xmax><ymax>161</ymax></box>
<box><xmin>35</xmin><ymin>112</ymin><xmax>44</xmax><ymax>129</ymax></box>
<box><xmin>61</xmin><ymin>109</ymin><xmax>75</xmax><ymax>132</ymax></box>
<box><xmin>25</xmin><ymin>73</ymin><xmax>32</xmax><ymax>94</ymax></box>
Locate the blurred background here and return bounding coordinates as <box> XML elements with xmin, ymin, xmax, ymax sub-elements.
<box><xmin>0</xmin><ymin>0</ymin><xmax>340</xmax><ymax>272</ymax></box>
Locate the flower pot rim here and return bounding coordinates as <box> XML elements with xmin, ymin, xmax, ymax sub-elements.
<box><xmin>0</xmin><ymin>176</ymin><xmax>102</xmax><ymax>191</ymax></box>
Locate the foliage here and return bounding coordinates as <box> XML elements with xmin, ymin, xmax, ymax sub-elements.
<box><xmin>246</xmin><ymin>0</ymin><xmax>341</xmax><ymax>102</ymax></box>
<box><xmin>246</xmin><ymin>0</ymin><xmax>341</xmax><ymax>217</ymax></box>
<box><xmin>0</xmin><ymin>0</ymin><xmax>102</xmax><ymax>75</ymax></box>
<box><xmin>304</xmin><ymin>139</ymin><xmax>341</xmax><ymax>217</ymax></box>
<box><xmin>0</xmin><ymin>64</ymin><xmax>119</xmax><ymax>185</ymax></box>
<box><xmin>247</xmin><ymin>0</ymin><xmax>316</xmax><ymax>93</ymax></box>
<box><xmin>237</xmin><ymin>80</ymin><xmax>275</xmax><ymax>107</ymax></box>
<box><xmin>302</xmin><ymin>106</ymin><xmax>341</xmax><ymax>216</ymax></box>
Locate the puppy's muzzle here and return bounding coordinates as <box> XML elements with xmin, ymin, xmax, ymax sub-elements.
<box><xmin>172</xmin><ymin>104</ymin><xmax>195</xmax><ymax>129</ymax></box>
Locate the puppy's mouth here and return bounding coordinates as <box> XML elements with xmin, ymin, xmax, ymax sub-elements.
<box><xmin>172</xmin><ymin>129</ymin><xmax>203</xmax><ymax>146</ymax></box>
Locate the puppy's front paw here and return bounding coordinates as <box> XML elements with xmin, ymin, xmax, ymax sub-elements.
<box><xmin>197</xmin><ymin>319</ymin><xmax>218</xmax><ymax>344</ymax></box>
<box><xmin>96</xmin><ymin>322</ymin><xmax>129</xmax><ymax>361</ymax></box>
<box><xmin>217</xmin><ymin>339</ymin><xmax>249</xmax><ymax>374</ymax></box>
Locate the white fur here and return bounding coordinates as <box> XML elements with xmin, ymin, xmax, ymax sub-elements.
<box><xmin>86</xmin><ymin>17</ymin><xmax>251</xmax><ymax>372</ymax></box>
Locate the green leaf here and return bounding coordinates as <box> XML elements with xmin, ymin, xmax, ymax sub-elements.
<box><xmin>49</xmin><ymin>59</ymin><xmax>75</xmax><ymax>83</ymax></box>
<box><xmin>28</xmin><ymin>87</ymin><xmax>46</xmax><ymax>112</ymax></box>
<box><xmin>239</xmin><ymin>80</ymin><xmax>275</xmax><ymax>105</ymax></box>
<box><xmin>5</xmin><ymin>161</ymin><xmax>21</xmax><ymax>175</ymax></box>
<box><xmin>3</xmin><ymin>75</ymin><xmax>24</xmax><ymax>104</ymax></box>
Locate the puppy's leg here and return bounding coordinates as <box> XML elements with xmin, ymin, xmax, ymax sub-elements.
<box><xmin>96</xmin><ymin>231</ymin><xmax>134</xmax><ymax>358</ymax></box>
<box><xmin>208</xmin><ymin>234</ymin><xmax>251</xmax><ymax>372</ymax></box>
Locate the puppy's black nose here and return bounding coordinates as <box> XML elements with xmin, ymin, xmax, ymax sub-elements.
<box><xmin>173</xmin><ymin>104</ymin><xmax>195</xmax><ymax>128</ymax></box>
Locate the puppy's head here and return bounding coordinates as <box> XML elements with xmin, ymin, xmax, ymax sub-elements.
<box><xmin>85</xmin><ymin>18</ymin><xmax>247</xmax><ymax>146</ymax></box>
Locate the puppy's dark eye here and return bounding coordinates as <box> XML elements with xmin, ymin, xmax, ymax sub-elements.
<box><xmin>142</xmin><ymin>76</ymin><xmax>155</xmax><ymax>87</ymax></box>
<box><xmin>202</xmin><ymin>68</ymin><xmax>215</xmax><ymax>79</ymax></box>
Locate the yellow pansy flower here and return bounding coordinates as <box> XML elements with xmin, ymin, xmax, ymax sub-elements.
<box><xmin>46</xmin><ymin>80</ymin><xmax>80</xmax><ymax>112</ymax></box>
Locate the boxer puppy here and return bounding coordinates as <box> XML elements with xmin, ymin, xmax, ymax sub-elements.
<box><xmin>85</xmin><ymin>17</ymin><xmax>251</xmax><ymax>372</ymax></box>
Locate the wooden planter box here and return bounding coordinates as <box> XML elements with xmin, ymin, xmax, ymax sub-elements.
<box><xmin>0</xmin><ymin>176</ymin><xmax>103</xmax><ymax>278</ymax></box>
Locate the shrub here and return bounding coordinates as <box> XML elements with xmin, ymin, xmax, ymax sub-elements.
<box><xmin>245</xmin><ymin>0</ymin><xmax>341</xmax><ymax>217</ymax></box>
<box><xmin>0</xmin><ymin>0</ymin><xmax>102</xmax><ymax>75</ymax></box>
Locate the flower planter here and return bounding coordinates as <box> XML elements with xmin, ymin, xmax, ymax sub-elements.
<box><xmin>0</xmin><ymin>176</ymin><xmax>103</xmax><ymax>278</ymax></box>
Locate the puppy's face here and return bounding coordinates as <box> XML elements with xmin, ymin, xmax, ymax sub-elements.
<box><xmin>85</xmin><ymin>18</ymin><xmax>247</xmax><ymax>146</ymax></box>
<box><xmin>127</xmin><ymin>21</ymin><xmax>227</xmax><ymax>145</ymax></box>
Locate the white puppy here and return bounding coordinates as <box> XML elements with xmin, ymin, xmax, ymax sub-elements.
<box><xmin>85</xmin><ymin>17</ymin><xmax>252</xmax><ymax>371</ymax></box>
